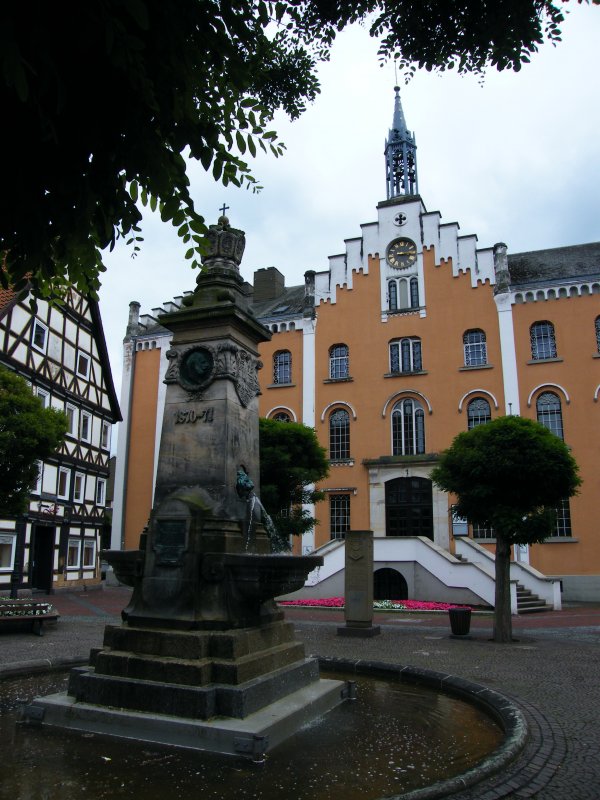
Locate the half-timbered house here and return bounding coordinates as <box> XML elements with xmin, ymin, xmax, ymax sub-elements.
<box><xmin>0</xmin><ymin>286</ymin><xmax>120</xmax><ymax>594</ymax></box>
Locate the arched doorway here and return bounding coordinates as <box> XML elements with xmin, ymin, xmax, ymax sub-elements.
<box><xmin>373</xmin><ymin>567</ymin><xmax>408</xmax><ymax>601</ymax></box>
<box><xmin>385</xmin><ymin>477</ymin><xmax>433</xmax><ymax>539</ymax></box>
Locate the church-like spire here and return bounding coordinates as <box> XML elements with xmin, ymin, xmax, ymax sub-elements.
<box><xmin>385</xmin><ymin>86</ymin><xmax>418</xmax><ymax>199</ymax></box>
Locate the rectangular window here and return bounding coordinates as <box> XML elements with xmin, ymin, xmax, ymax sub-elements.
<box><xmin>0</xmin><ymin>534</ymin><xmax>17</xmax><ymax>571</ymax></box>
<box><xmin>80</xmin><ymin>411</ymin><xmax>92</xmax><ymax>442</ymax></box>
<box><xmin>96</xmin><ymin>478</ymin><xmax>106</xmax><ymax>507</ymax></box>
<box><xmin>76</xmin><ymin>351</ymin><xmax>90</xmax><ymax>378</ymax></box>
<box><xmin>57</xmin><ymin>467</ymin><xmax>71</xmax><ymax>500</ymax></box>
<box><xmin>101</xmin><ymin>421</ymin><xmax>111</xmax><ymax>450</ymax></box>
<box><xmin>82</xmin><ymin>540</ymin><xmax>96</xmax><ymax>569</ymax></box>
<box><xmin>65</xmin><ymin>403</ymin><xmax>78</xmax><ymax>437</ymax></box>
<box><xmin>32</xmin><ymin>320</ymin><xmax>48</xmax><ymax>352</ymax></box>
<box><xmin>36</xmin><ymin>387</ymin><xmax>50</xmax><ymax>408</ymax></box>
<box><xmin>329</xmin><ymin>345</ymin><xmax>349</xmax><ymax>380</ymax></box>
<box><xmin>554</xmin><ymin>499</ymin><xmax>572</xmax><ymax>537</ymax></box>
<box><xmin>73</xmin><ymin>473</ymin><xmax>85</xmax><ymax>503</ymax></box>
<box><xmin>273</xmin><ymin>351</ymin><xmax>292</xmax><ymax>385</ymax></box>
<box><xmin>472</xmin><ymin>523</ymin><xmax>495</xmax><ymax>540</ymax></box>
<box><xmin>390</xmin><ymin>339</ymin><xmax>422</xmax><ymax>374</ymax></box>
<box><xmin>330</xmin><ymin>494</ymin><xmax>350</xmax><ymax>540</ymax></box>
<box><xmin>67</xmin><ymin>539</ymin><xmax>81</xmax><ymax>568</ymax></box>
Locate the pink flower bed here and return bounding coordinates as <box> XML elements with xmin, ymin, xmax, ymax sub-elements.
<box><xmin>279</xmin><ymin>597</ymin><xmax>471</xmax><ymax>611</ymax></box>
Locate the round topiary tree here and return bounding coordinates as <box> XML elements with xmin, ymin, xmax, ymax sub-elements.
<box><xmin>431</xmin><ymin>415</ymin><xmax>580</xmax><ymax>643</ymax></box>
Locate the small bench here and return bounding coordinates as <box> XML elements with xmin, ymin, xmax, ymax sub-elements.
<box><xmin>0</xmin><ymin>600</ymin><xmax>59</xmax><ymax>636</ymax></box>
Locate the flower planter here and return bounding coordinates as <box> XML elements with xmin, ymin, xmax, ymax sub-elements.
<box><xmin>448</xmin><ymin>606</ymin><xmax>472</xmax><ymax>637</ymax></box>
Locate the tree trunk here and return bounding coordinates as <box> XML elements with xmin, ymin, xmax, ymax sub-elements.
<box><xmin>493</xmin><ymin>534</ymin><xmax>513</xmax><ymax>643</ymax></box>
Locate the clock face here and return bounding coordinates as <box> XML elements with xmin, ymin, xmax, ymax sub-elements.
<box><xmin>387</xmin><ymin>238</ymin><xmax>417</xmax><ymax>269</ymax></box>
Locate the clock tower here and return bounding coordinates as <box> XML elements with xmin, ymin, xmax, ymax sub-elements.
<box><xmin>384</xmin><ymin>85</ymin><xmax>418</xmax><ymax>199</ymax></box>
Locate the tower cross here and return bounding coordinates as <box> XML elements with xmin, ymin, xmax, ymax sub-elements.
<box><xmin>219</xmin><ymin>203</ymin><xmax>230</xmax><ymax>217</ymax></box>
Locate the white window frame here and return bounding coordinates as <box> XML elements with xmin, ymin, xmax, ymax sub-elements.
<box><xmin>96</xmin><ymin>478</ymin><xmax>106</xmax><ymax>507</ymax></box>
<box><xmin>82</xmin><ymin>540</ymin><xmax>96</xmax><ymax>569</ymax></box>
<box><xmin>67</xmin><ymin>538</ymin><xmax>81</xmax><ymax>569</ymax></box>
<box><xmin>101</xmin><ymin>420</ymin><xmax>111</xmax><ymax>450</ymax></box>
<box><xmin>73</xmin><ymin>472</ymin><xmax>85</xmax><ymax>503</ymax></box>
<box><xmin>36</xmin><ymin>387</ymin><xmax>50</xmax><ymax>408</ymax></box>
<box><xmin>463</xmin><ymin>329</ymin><xmax>488</xmax><ymax>367</ymax></box>
<box><xmin>79</xmin><ymin>410</ymin><xmax>92</xmax><ymax>442</ymax></box>
<box><xmin>273</xmin><ymin>350</ymin><xmax>292</xmax><ymax>385</ymax></box>
<box><xmin>76</xmin><ymin>351</ymin><xmax>90</xmax><ymax>379</ymax></box>
<box><xmin>32</xmin><ymin>320</ymin><xmax>48</xmax><ymax>353</ymax></box>
<box><xmin>57</xmin><ymin>467</ymin><xmax>71</xmax><ymax>500</ymax></box>
<box><xmin>389</xmin><ymin>338</ymin><xmax>422</xmax><ymax>374</ymax></box>
<box><xmin>329</xmin><ymin>344</ymin><xmax>349</xmax><ymax>380</ymax></box>
<box><xmin>0</xmin><ymin>534</ymin><xmax>17</xmax><ymax>572</ymax></box>
<box><xmin>65</xmin><ymin>403</ymin><xmax>78</xmax><ymax>437</ymax></box>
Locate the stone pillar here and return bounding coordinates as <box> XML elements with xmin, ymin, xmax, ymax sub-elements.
<box><xmin>337</xmin><ymin>530</ymin><xmax>381</xmax><ymax>637</ymax></box>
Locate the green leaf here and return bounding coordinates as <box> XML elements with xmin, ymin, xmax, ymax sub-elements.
<box><xmin>236</xmin><ymin>131</ymin><xmax>246</xmax><ymax>154</ymax></box>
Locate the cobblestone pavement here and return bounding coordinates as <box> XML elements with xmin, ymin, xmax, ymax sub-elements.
<box><xmin>1</xmin><ymin>587</ymin><xmax>599</xmax><ymax>799</ymax></box>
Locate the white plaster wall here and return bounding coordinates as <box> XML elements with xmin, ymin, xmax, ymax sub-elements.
<box><xmin>110</xmin><ymin>340</ymin><xmax>134</xmax><ymax>550</ymax></box>
<box><xmin>495</xmin><ymin>292</ymin><xmax>521</xmax><ymax>414</ymax></box>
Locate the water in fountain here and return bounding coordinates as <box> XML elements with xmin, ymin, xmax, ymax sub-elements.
<box><xmin>6</xmin><ymin>670</ymin><xmax>503</xmax><ymax>800</ymax></box>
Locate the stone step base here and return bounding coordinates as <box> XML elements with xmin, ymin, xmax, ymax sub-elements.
<box><xmin>93</xmin><ymin>639</ymin><xmax>306</xmax><ymax>686</ymax></box>
<box><xmin>23</xmin><ymin>676</ymin><xmax>347</xmax><ymax>758</ymax></box>
<box><xmin>101</xmin><ymin>620</ymin><xmax>297</xmax><ymax>661</ymax></box>
<box><xmin>69</xmin><ymin>656</ymin><xmax>320</xmax><ymax>720</ymax></box>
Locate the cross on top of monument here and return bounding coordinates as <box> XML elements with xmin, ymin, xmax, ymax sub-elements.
<box><xmin>219</xmin><ymin>203</ymin><xmax>229</xmax><ymax>217</ymax></box>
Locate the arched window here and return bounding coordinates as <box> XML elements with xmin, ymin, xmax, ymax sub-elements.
<box><xmin>391</xmin><ymin>398</ymin><xmax>425</xmax><ymax>455</ymax></box>
<box><xmin>388</xmin><ymin>281</ymin><xmax>398</xmax><ymax>311</ymax></box>
<box><xmin>536</xmin><ymin>391</ymin><xmax>564</xmax><ymax>439</ymax></box>
<box><xmin>388</xmin><ymin>278</ymin><xmax>418</xmax><ymax>311</ymax></box>
<box><xmin>530</xmin><ymin>321</ymin><xmax>557</xmax><ymax>360</ymax></box>
<box><xmin>329</xmin><ymin>344</ymin><xmax>349</xmax><ymax>380</ymax></box>
<box><xmin>389</xmin><ymin>338</ymin><xmax>422</xmax><ymax>374</ymax></box>
<box><xmin>329</xmin><ymin>409</ymin><xmax>350</xmax><ymax>460</ymax></box>
<box><xmin>272</xmin><ymin>411</ymin><xmax>291</xmax><ymax>422</ymax></box>
<box><xmin>410</xmin><ymin>277</ymin><xmax>419</xmax><ymax>308</ymax></box>
<box><xmin>595</xmin><ymin>316</ymin><xmax>600</xmax><ymax>353</ymax></box>
<box><xmin>463</xmin><ymin>329</ymin><xmax>487</xmax><ymax>366</ymax></box>
<box><xmin>467</xmin><ymin>397</ymin><xmax>491</xmax><ymax>429</ymax></box>
<box><xmin>273</xmin><ymin>350</ymin><xmax>291</xmax><ymax>384</ymax></box>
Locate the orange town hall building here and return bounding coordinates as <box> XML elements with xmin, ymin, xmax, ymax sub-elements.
<box><xmin>112</xmin><ymin>89</ymin><xmax>600</xmax><ymax>609</ymax></box>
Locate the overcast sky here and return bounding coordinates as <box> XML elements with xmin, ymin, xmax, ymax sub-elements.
<box><xmin>100</xmin><ymin>4</ymin><xmax>600</xmax><ymax>414</ymax></box>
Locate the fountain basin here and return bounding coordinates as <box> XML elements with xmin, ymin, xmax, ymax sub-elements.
<box><xmin>12</xmin><ymin>658</ymin><xmax>524</xmax><ymax>799</ymax></box>
<box><xmin>102</xmin><ymin>549</ymin><xmax>143</xmax><ymax>587</ymax></box>
<box><xmin>219</xmin><ymin>553</ymin><xmax>322</xmax><ymax>603</ymax></box>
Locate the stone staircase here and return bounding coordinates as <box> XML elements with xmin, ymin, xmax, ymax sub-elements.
<box><xmin>454</xmin><ymin>553</ymin><xmax>553</xmax><ymax>613</ymax></box>
<box><xmin>516</xmin><ymin>583</ymin><xmax>553</xmax><ymax>614</ymax></box>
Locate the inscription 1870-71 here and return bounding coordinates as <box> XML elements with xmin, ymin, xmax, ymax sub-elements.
<box><xmin>154</xmin><ymin>519</ymin><xmax>187</xmax><ymax>566</ymax></box>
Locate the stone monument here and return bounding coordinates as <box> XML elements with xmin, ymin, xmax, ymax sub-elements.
<box><xmin>337</xmin><ymin>530</ymin><xmax>381</xmax><ymax>637</ymax></box>
<box><xmin>23</xmin><ymin>217</ymin><xmax>349</xmax><ymax>758</ymax></box>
